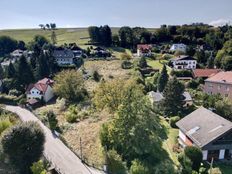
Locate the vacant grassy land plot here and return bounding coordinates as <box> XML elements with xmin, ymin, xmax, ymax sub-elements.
<box><xmin>83</xmin><ymin>60</ymin><xmax>132</xmax><ymax>92</ymax></box>
<box><xmin>35</xmin><ymin>102</ymin><xmax>110</xmax><ymax>168</ymax></box>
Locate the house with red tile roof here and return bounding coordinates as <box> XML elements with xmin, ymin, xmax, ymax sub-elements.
<box><xmin>26</xmin><ymin>78</ymin><xmax>54</xmax><ymax>103</ymax></box>
<box><xmin>137</xmin><ymin>44</ymin><xmax>152</xmax><ymax>57</ymax></box>
<box><xmin>204</xmin><ymin>71</ymin><xmax>232</xmax><ymax>100</ymax></box>
<box><xmin>192</xmin><ymin>69</ymin><xmax>221</xmax><ymax>79</ymax></box>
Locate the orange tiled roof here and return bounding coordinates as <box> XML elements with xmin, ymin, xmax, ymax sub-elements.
<box><xmin>205</xmin><ymin>71</ymin><xmax>232</xmax><ymax>83</ymax></box>
<box><xmin>193</xmin><ymin>69</ymin><xmax>221</xmax><ymax>78</ymax></box>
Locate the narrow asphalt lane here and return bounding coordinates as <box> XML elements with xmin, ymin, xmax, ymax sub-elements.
<box><xmin>5</xmin><ymin>105</ymin><xmax>105</xmax><ymax>174</ymax></box>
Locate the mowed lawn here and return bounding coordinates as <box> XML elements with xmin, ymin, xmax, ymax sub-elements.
<box><xmin>147</xmin><ymin>59</ymin><xmax>172</xmax><ymax>73</ymax></box>
<box><xmin>160</xmin><ymin>117</ymin><xmax>179</xmax><ymax>166</ymax></box>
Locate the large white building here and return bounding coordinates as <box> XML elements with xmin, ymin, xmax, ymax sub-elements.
<box><xmin>170</xmin><ymin>55</ymin><xmax>197</xmax><ymax>70</ymax></box>
<box><xmin>53</xmin><ymin>48</ymin><xmax>75</xmax><ymax>66</ymax></box>
<box><xmin>170</xmin><ymin>43</ymin><xmax>187</xmax><ymax>53</ymax></box>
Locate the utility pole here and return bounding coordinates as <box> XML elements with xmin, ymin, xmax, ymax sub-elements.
<box><xmin>80</xmin><ymin>137</ymin><xmax>83</xmax><ymax>162</ymax></box>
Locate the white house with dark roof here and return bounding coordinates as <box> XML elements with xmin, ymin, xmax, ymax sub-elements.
<box><xmin>53</xmin><ymin>48</ymin><xmax>75</xmax><ymax>66</ymax></box>
<box><xmin>176</xmin><ymin>107</ymin><xmax>232</xmax><ymax>161</ymax></box>
<box><xmin>170</xmin><ymin>55</ymin><xmax>197</xmax><ymax>70</ymax></box>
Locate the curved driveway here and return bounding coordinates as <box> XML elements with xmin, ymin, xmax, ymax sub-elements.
<box><xmin>5</xmin><ymin>105</ymin><xmax>105</xmax><ymax>174</ymax></box>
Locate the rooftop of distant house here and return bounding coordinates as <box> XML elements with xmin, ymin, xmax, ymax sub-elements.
<box><xmin>193</xmin><ymin>69</ymin><xmax>221</xmax><ymax>78</ymax></box>
<box><xmin>176</xmin><ymin>107</ymin><xmax>232</xmax><ymax>148</ymax></box>
<box><xmin>205</xmin><ymin>71</ymin><xmax>232</xmax><ymax>84</ymax></box>
<box><xmin>26</xmin><ymin>78</ymin><xmax>53</xmax><ymax>94</ymax></box>
<box><xmin>170</xmin><ymin>55</ymin><xmax>196</xmax><ymax>61</ymax></box>
<box><xmin>137</xmin><ymin>44</ymin><xmax>152</xmax><ymax>50</ymax></box>
<box><xmin>148</xmin><ymin>91</ymin><xmax>192</xmax><ymax>102</ymax></box>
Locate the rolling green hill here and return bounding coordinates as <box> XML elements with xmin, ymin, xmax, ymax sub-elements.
<box><xmin>0</xmin><ymin>27</ymin><xmax>157</xmax><ymax>48</ymax></box>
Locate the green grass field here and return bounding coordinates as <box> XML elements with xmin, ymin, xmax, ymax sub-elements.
<box><xmin>147</xmin><ymin>59</ymin><xmax>172</xmax><ymax>73</ymax></box>
<box><xmin>0</xmin><ymin>27</ymin><xmax>157</xmax><ymax>47</ymax></box>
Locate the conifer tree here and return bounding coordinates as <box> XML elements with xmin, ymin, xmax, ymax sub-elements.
<box><xmin>7</xmin><ymin>62</ymin><xmax>16</xmax><ymax>78</ymax></box>
<box><xmin>34</xmin><ymin>52</ymin><xmax>49</xmax><ymax>80</ymax></box>
<box><xmin>0</xmin><ymin>64</ymin><xmax>4</xmax><ymax>79</ymax></box>
<box><xmin>161</xmin><ymin>77</ymin><xmax>185</xmax><ymax>116</ymax></box>
<box><xmin>157</xmin><ymin>65</ymin><xmax>168</xmax><ymax>92</ymax></box>
<box><xmin>138</xmin><ymin>57</ymin><xmax>148</xmax><ymax>68</ymax></box>
<box><xmin>17</xmin><ymin>56</ymin><xmax>34</xmax><ymax>88</ymax></box>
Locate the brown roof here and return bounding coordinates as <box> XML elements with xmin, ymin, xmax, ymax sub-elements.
<box><xmin>38</xmin><ymin>78</ymin><xmax>54</xmax><ymax>85</ymax></box>
<box><xmin>193</xmin><ymin>69</ymin><xmax>221</xmax><ymax>78</ymax></box>
<box><xmin>27</xmin><ymin>98</ymin><xmax>39</xmax><ymax>105</ymax></box>
<box><xmin>176</xmin><ymin>107</ymin><xmax>232</xmax><ymax>148</ymax></box>
<box><xmin>26</xmin><ymin>78</ymin><xmax>53</xmax><ymax>94</ymax></box>
<box><xmin>137</xmin><ymin>44</ymin><xmax>152</xmax><ymax>50</ymax></box>
<box><xmin>205</xmin><ymin>71</ymin><xmax>232</xmax><ymax>84</ymax></box>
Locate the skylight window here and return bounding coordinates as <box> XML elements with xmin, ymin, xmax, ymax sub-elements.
<box><xmin>187</xmin><ymin>126</ymin><xmax>200</xmax><ymax>135</ymax></box>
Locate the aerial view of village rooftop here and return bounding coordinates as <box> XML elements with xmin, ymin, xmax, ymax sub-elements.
<box><xmin>0</xmin><ymin>0</ymin><xmax>232</xmax><ymax>173</ymax></box>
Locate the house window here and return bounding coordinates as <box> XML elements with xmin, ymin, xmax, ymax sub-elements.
<box><xmin>218</xmin><ymin>85</ymin><xmax>221</xmax><ymax>90</ymax></box>
<box><xmin>226</xmin><ymin>86</ymin><xmax>230</xmax><ymax>91</ymax></box>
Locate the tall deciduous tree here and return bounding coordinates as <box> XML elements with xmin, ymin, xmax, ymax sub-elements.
<box><xmin>222</xmin><ymin>56</ymin><xmax>232</xmax><ymax>71</ymax></box>
<box><xmin>0</xmin><ymin>36</ymin><xmax>18</xmax><ymax>56</ymax></box>
<box><xmin>118</xmin><ymin>27</ymin><xmax>133</xmax><ymax>48</ymax></box>
<box><xmin>53</xmin><ymin>70</ymin><xmax>87</xmax><ymax>102</ymax></box>
<box><xmin>100</xmin><ymin>82</ymin><xmax>164</xmax><ymax>169</ymax></box>
<box><xmin>157</xmin><ymin>65</ymin><xmax>168</xmax><ymax>92</ymax></box>
<box><xmin>93</xmin><ymin>79</ymin><xmax>130</xmax><ymax>112</ymax></box>
<box><xmin>100</xmin><ymin>25</ymin><xmax>112</xmax><ymax>47</ymax></box>
<box><xmin>1</xmin><ymin>122</ymin><xmax>45</xmax><ymax>174</ymax></box>
<box><xmin>161</xmin><ymin>77</ymin><xmax>185</xmax><ymax>115</ymax></box>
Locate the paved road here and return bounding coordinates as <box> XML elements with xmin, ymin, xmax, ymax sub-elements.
<box><xmin>5</xmin><ymin>105</ymin><xmax>105</xmax><ymax>174</ymax></box>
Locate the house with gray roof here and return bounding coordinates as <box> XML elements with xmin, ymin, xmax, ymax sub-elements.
<box><xmin>176</xmin><ymin>107</ymin><xmax>232</xmax><ymax>161</ymax></box>
<box><xmin>53</xmin><ymin>48</ymin><xmax>75</xmax><ymax>66</ymax></box>
<box><xmin>148</xmin><ymin>91</ymin><xmax>193</xmax><ymax>107</ymax></box>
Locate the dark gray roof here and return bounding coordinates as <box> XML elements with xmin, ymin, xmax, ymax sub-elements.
<box><xmin>53</xmin><ymin>49</ymin><xmax>74</xmax><ymax>59</ymax></box>
<box><xmin>176</xmin><ymin>107</ymin><xmax>232</xmax><ymax>148</ymax></box>
<box><xmin>148</xmin><ymin>91</ymin><xmax>192</xmax><ymax>102</ymax></box>
<box><xmin>170</xmin><ymin>55</ymin><xmax>196</xmax><ymax>61</ymax></box>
